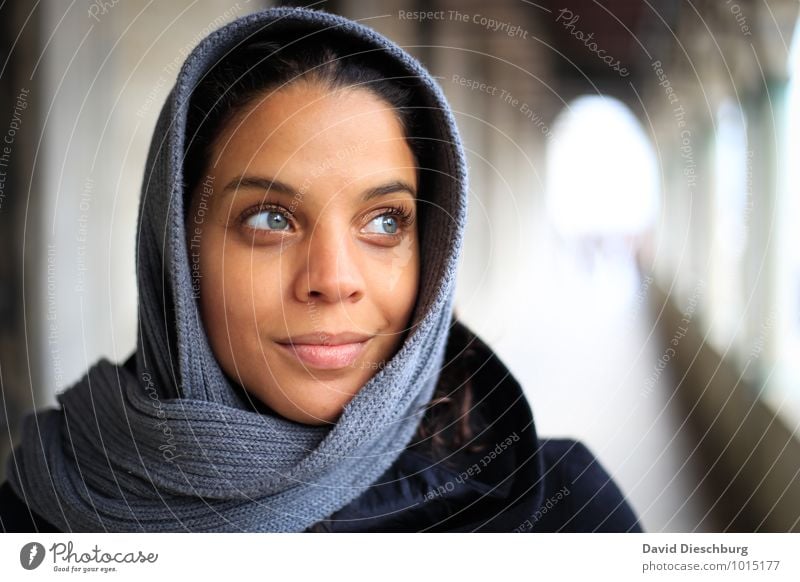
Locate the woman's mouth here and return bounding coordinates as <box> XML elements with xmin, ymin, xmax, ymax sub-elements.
<box><xmin>275</xmin><ymin>338</ymin><xmax>370</xmax><ymax>370</ymax></box>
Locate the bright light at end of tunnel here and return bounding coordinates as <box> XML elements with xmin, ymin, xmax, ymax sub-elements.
<box><xmin>546</xmin><ymin>95</ymin><xmax>660</xmax><ymax>237</ymax></box>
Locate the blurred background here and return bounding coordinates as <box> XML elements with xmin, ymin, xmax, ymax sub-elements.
<box><xmin>1</xmin><ymin>0</ymin><xmax>799</xmax><ymax>532</ymax></box>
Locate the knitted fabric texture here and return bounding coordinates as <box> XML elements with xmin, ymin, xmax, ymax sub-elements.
<box><xmin>6</xmin><ymin>7</ymin><xmax>467</xmax><ymax>532</ymax></box>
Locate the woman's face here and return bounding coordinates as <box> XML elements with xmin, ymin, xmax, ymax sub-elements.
<box><xmin>189</xmin><ymin>82</ymin><xmax>420</xmax><ymax>425</ymax></box>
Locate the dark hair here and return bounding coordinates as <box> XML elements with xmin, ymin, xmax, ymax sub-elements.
<box><xmin>410</xmin><ymin>316</ymin><xmax>489</xmax><ymax>462</ymax></box>
<box><xmin>184</xmin><ymin>32</ymin><xmax>484</xmax><ymax>464</ymax></box>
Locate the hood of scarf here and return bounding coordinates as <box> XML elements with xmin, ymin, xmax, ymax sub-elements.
<box><xmin>6</xmin><ymin>6</ymin><xmax>467</xmax><ymax>532</ymax></box>
<box><xmin>136</xmin><ymin>6</ymin><xmax>466</xmax><ymax>408</ymax></box>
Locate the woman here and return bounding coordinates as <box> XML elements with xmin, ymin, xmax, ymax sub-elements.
<box><xmin>0</xmin><ymin>6</ymin><xmax>642</xmax><ymax>533</ymax></box>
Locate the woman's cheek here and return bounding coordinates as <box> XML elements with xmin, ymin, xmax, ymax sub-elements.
<box><xmin>224</xmin><ymin>256</ymin><xmax>271</xmax><ymax>315</ymax></box>
<box><xmin>370</xmin><ymin>235</ymin><xmax>417</xmax><ymax>295</ymax></box>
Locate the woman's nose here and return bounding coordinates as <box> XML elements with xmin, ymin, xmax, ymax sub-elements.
<box><xmin>294</xmin><ymin>224</ymin><xmax>365</xmax><ymax>303</ymax></box>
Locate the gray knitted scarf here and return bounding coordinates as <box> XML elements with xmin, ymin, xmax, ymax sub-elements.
<box><xmin>7</xmin><ymin>7</ymin><xmax>467</xmax><ymax>532</ymax></box>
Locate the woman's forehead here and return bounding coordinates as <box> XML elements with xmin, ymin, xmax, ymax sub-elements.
<box><xmin>208</xmin><ymin>84</ymin><xmax>418</xmax><ymax>199</ymax></box>
<box><xmin>220</xmin><ymin>84</ymin><xmax>407</xmax><ymax>151</ymax></box>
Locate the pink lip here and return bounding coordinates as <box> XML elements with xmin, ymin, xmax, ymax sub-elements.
<box><xmin>276</xmin><ymin>339</ymin><xmax>370</xmax><ymax>370</ymax></box>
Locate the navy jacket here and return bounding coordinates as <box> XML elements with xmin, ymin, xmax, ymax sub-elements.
<box><xmin>0</xmin><ymin>321</ymin><xmax>643</xmax><ymax>533</ymax></box>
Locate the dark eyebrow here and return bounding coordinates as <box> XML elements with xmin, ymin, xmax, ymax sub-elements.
<box><xmin>221</xmin><ymin>175</ymin><xmax>417</xmax><ymax>201</ymax></box>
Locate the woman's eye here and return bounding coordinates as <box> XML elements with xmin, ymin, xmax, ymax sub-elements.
<box><xmin>244</xmin><ymin>209</ymin><xmax>291</xmax><ymax>231</ymax></box>
<box><xmin>364</xmin><ymin>214</ymin><xmax>400</xmax><ymax>235</ymax></box>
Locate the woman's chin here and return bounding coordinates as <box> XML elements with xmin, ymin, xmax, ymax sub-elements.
<box><xmin>247</xmin><ymin>378</ymin><xmax>362</xmax><ymax>425</ymax></box>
